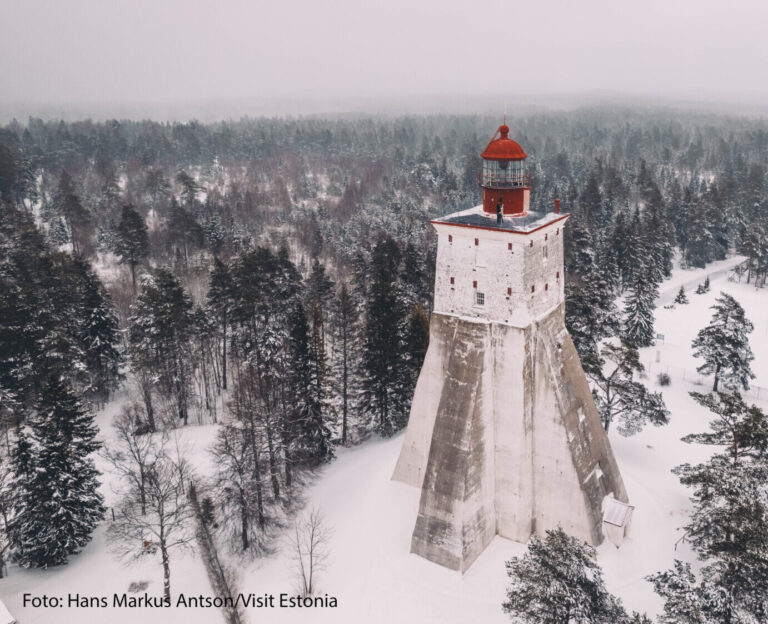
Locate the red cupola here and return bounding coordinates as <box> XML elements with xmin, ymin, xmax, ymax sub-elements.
<box><xmin>480</xmin><ymin>123</ymin><xmax>531</xmax><ymax>217</ymax></box>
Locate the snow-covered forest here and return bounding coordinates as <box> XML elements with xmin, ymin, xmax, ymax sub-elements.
<box><xmin>1</xmin><ymin>108</ymin><xmax>768</xmax><ymax>623</ymax></box>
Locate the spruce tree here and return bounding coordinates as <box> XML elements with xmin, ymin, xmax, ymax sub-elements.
<box><xmin>565</xmin><ymin>217</ymin><xmax>595</xmax><ymax>280</ymax></box>
<box><xmin>306</xmin><ymin>302</ymin><xmax>334</xmax><ymax>463</ymax></box>
<box><xmin>333</xmin><ymin>283</ymin><xmax>360</xmax><ymax>446</ymax></box>
<box><xmin>673</xmin><ymin>286</ymin><xmax>689</xmax><ymax>305</ymax></box>
<box><xmin>286</xmin><ymin>301</ymin><xmax>332</xmax><ymax>465</ymax></box>
<box><xmin>404</xmin><ymin>304</ymin><xmax>430</xmax><ymax>392</ymax></box>
<box><xmin>305</xmin><ymin>257</ymin><xmax>334</xmax><ymax>317</ymax></box>
<box><xmin>622</xmin><ymin>262</ymin><xmax>658</xmax><ymax>348</ymax></box>
<box><xmin>361</xmin><ymin>237</ymin><xmax>408</xmax><ymax>436</ymax></box>
<box><xmin>115</xmin><ymin>204</ymin><xmax>149</xmax><ymax>294</ymax></box>
<box><xmin>684</xmin><ymin>205</ymin><xmax>716</xmax><ymax>268</ymax></box>
<box><xmin>565</xmin><ymin>270</ymin><xmax>619</xmax><ymax>373</ymax></box>
<box><xmin>76</xmin><ymin>260</ymin><xmax>122</xmax><ymax>404</ymax></box>
<box><xmin>692</xmin><ymin>293</ymin><xmax>754</xmax><ymax>392</ymax></box>
<box><xmin>11</xmin><ymin>376</ymin><xmax>104</xmax><ymax>568</ymax></box>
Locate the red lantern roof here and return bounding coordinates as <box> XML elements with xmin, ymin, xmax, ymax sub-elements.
<box><xmin>481</xmin><ymin>124</ymin><xmax>527</xmax><ymax>161</ymax></box>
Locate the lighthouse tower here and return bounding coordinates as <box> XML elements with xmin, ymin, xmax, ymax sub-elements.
<box><xmin>392</xmin><ymin>123</ymin><xmax>628</xmax><ymax>572</ymax></box>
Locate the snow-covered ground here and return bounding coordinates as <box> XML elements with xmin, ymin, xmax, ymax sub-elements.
<box><xmin>1</xmin><ymin>257</ymin><xmax>766</xmax><ymax>623</ymax></box>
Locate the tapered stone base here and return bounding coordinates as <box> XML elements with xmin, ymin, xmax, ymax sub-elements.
<box><xmin>394</xmin><ymin>304</ymin><xmax>628</xmax><ymax>572</ymax></box>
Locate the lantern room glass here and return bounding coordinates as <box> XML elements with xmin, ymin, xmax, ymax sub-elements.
<box><xmin>482</xmin><ymin>159</ymin><xmax>528</xmax><ymax>188</ymax></box>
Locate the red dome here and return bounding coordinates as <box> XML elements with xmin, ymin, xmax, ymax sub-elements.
<box><xmin>481</xmin><ymin>124</ymin><xmax>527</xmax><ymax>161</ymax></box>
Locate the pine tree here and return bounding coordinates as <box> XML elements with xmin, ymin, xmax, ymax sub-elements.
<box><xmin>53</xmin><ymin>171</ymin><xmax>93</xmax><ymax>256</ymax></box>
<box><xmin>650</xmin><ymin>392</ymin><xmax>768</xmax><ymax>622</ymax></box>
<box><xmin>622</xmin><ymin>262</ymin><xmax>658</xmax><ymax>348</ymax></box>
<box><xmin>115</xmin><ymin>204</ymin><xmax>149</xmax><ymax>294</ymax></box>
<box><xmin>503</xmin><ymin>528</ymin><xmax>642</xmax><ymax>624</ymax></box>
<box><xmin>11</xmin><ymin>375</ymin><xmax>104</xmax><ymax>568</ymax></box>
<box><xmin>740</xmin><ymin>223</ymin><xmax>768</xmax><ymax>285</ymax></box>
<box><xmin>692</xmin><ymin>293</ymin><xmax>754</xmax><ymax>392</ymax></box>
<box><xmin>206</xmin><ymin>257</ymin><xmax>233</xmax><ymax>390</ymax></box>
<box><xmin>587</xmin><ymin>340</ymin><xmax>669</xmax><ymax>435</ymax></box>
<box><xmin>674</xmin><ymin>286</ymin><xmax>689</xmax><ymax>305</ymax></box>
<box><xmin>129</xmin><ymin>269</ymin><xmax>195</xmax><ymax>424</ymax></box>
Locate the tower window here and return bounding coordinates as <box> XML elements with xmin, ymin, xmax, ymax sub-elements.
<box><xmin>473</xmin><ymin>280</ymin><xmax>477</xmax><ymax>289</ymax></box>
<box><xmin>507</xmin><ymin>287</ymin><xmax>512</xmax><ymax>296</ymax></box>
<box><xmin>545</xmin><ymin>233</ymin><xmax>548</xmax><ymax>241</ymax></box>
<box><xmin>508</xmin><ymin>242</ymin><xmax>512</xmax><ymax>250</ymax></box>
<box><xmin>476</xmin><ymin>292</ymin><xmax>485</xmax><ymax>305</ymax></box>
<box><xmin>448</xmin><ymin>234</ymin><xmax>453</xmax><ymax>243</ymax></box>
<box><xmin>531</xmin><ymin>285</ymin><xmax>535</xmax><ymax>293</ymax></box>
<box><xmin>529</xmin><ymin>240</ymin><xmax>533</xmax><ymax>248</ymax></box>
<box><xmin>556</xmin><ymin>271</ymin><xmax>560</xmax><ymax>279</ymax></box>
<box><xmin>450</xmin><ymin>276</ymin><xmax>455</xmax><ymax>285</ymax></box>
<box><xmin>475</xmin><ymin>238</ymin><xmax>479</xmax><ymax>246</ymax></box>
<box><xmin>545</xmin><ymin>283</ymin><xmax>549</xmax><ymax>291</ymax></box>
<box><xmin>556</xmin><ymin>228</ymin><xmax>559</xmax><ymax>235</ymax></box>
<box><xmin>543</xmin><ymin>246</ymin><xmax>548</xmax><ymax>258</ymax></box>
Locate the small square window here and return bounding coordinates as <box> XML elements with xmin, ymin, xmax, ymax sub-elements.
<box><xmin>476</xmin><ymin>292</ymin><xmax>485</xmax><ymax>305</ymax></box>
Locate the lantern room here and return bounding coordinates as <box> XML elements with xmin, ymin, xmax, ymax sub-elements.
<box><xmin>480</xmin><ymin>123</ymin><xmax>531</xmax><ymax>217</ymax></box>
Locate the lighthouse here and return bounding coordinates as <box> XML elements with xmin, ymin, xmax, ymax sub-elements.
<box><xmin>392</xmin><ymin>123</ymin><xmax>629</xmax><ymax>572</ymax></box>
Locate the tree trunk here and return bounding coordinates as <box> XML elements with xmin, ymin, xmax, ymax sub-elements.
<box><xmin>141</xmin><ymin>379</ymin><xmax>156</xmax><ymax>433</ymax></box>
<box><xmin>160</xmin><ymin>541</ymin><xmax>172</xmax><ymax>602</ymax></box>
<box><xmin>239</xmin><ymin>488</ymin><xmax>249</xmax><ymax>551</ymax></box>
<box><xmin>130</xmin><ymin>261</ymin><xmax>137</xmax><ymax>294</ymax></box>
<box><xmin>265</xmin><ymin>416</ymin><xmax>280</xmax><ymax>499</ymax></box>
<box><xmin>341</xmin><ymin>330</ymin><xmax>349</xmax><ymax>446</ymax></box>
<box><xmin>255</xmin><ymin>473</ymin><xmax>265</xmax><ymax>529</ymax></box>
<box><xmin>139</xmin><ymin>467</ymin><xmax>147</xmax><ymax>515</ymax></box>
<box><xmin>713</xmin><ymin>363</ymin><xmax>721</xmax><ymax>392</ymax></box>
<box><xmin>221</xmin><ymin>321</ymin><xmax>227</xmax><ymax>390</ymax></box>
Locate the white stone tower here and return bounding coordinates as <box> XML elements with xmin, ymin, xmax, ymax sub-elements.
<box><xmin>392</xmin><ymin>123</ymin><xmax>628</xmax><ymax>572</ymax></box>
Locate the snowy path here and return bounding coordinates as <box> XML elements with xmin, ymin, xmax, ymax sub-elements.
<box><xmin>655</xmin><ymin>255</ymin><xmax>744</xmax><ymax>305</ymax></box>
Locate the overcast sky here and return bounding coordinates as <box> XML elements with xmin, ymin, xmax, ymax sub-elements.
<box><xmin>1</xmin><ymin>0</ymin><xmax>767</xmax><ymax>115</ymax></box>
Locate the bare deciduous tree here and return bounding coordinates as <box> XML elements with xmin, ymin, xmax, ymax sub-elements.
<box><xmin>102</xmin><ymin>403</ymin><xmax>165</xmax><ymax>515</ymax></box>
<box><xmin>107</xmin><ymin>437</ymin><xmax>195</xmax><ymax>601</ymax></box>
<box><xmin>289</xmin><ymin>508</ymin><xmax>332</xmax><ymax>597</ymax></box>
